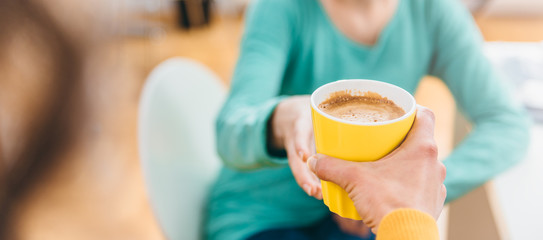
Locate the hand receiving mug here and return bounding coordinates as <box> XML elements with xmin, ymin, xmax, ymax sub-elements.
<box><xmin>270</xmin><ymin>96</ymin><xmax>322</xmax><ymax>199</ymax></box>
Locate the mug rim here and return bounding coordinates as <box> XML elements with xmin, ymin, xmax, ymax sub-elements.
<box><xmin>310</xmin><ymin>79</ymin><xmax>417</xmax><ymax>126</ymax></box>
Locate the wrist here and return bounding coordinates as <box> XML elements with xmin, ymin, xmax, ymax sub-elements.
<box><xmin>268</xmin><ymin>101</ymin><xmax>286</xmax><ymax>151</ymax></box>
<box><xmin>370</xmin><ymin>198</ymin><xmax>406</xmax><ymax>229</ymax></box>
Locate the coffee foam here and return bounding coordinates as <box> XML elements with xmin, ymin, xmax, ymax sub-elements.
<box><xmin>318</xmin><ymin>90</ymin><xmax>405</xmax><ymax>123</ymax></box>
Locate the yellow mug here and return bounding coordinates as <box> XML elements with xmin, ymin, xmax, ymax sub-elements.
<box><xmin>310</xmin><ymin>79</ymin><xmax>417</xmax><ymax>220</ymax></box>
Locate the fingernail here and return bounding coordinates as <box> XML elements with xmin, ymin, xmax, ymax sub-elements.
<box><xmin>307</xmin><ymin>156</ymin><xmax>317</xmax><ymax>172</ymax></box>
<box><xmin>298</xmin><ymin>151</ymin><xmax>305</xmax><ymax>159</ymax></box>
<box><xmin>303</xmin><ymin>184</ymin><xmax>313</xmax><ymax>196</ymax></box>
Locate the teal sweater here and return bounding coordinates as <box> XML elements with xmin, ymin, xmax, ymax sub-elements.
<box><xmin>206</xmin><ymin>0</ymin><xmax>530</xmax><ymax>239</ymax></box>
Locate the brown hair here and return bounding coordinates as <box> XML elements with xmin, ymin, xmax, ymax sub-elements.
<box><xmin>0</xmin><ymin>0</ymin><xmax>81</xmax><ymax>238</ymax></box>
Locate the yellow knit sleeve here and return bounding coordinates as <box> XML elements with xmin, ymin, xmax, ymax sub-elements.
<box><xmin>376</xmin><ymin>208</ymin><xmax>439</xmax><ymax>240</ymax></box>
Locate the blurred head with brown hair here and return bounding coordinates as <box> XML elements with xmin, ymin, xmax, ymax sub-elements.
<box><xmin>0</xmin><ymin>0</ymin><xmax>82</xmax><ymax>237</ymax></box>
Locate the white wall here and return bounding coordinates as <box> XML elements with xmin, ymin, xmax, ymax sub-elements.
<box><xmin>215</xmin><ymin>0</ymin><xmax>250</xmax><ymax>16</ymax></box>
<box><xmin>482</xmin><ymin>0</ymin><xmax>543</xmax><ymax>17</ymax></box>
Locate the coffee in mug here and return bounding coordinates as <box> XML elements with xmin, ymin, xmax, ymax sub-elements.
<box><xmin>318</xmin><ymin>90</ymin><xmax>405</xmax><ymax>123</ymax></box>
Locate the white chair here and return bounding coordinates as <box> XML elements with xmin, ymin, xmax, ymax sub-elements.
<box><xmin>138</xmin><ymin>58</ymin><xmax>225</xmax><ymax>240</ymax></box>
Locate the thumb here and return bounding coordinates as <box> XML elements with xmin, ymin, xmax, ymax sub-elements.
<box><xmin>307</xmin><ymin>154</ymin><xmax>361</xmax><ymax>189</ymax></box>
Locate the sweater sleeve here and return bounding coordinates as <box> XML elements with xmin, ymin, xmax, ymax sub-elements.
<box><xmin>377</xmin><ymin>209</ymin><xmax>439</xmax><ymax>240</ymax></box>
<box><xmin>215</xmin><ymin>0</ymin><xmax>296</xmax><ymax>170</ymax></box>
<box><xmin>427</xmin><ymin>0</ymin><xmax>531</xmax><ymax>202</ymax></box>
